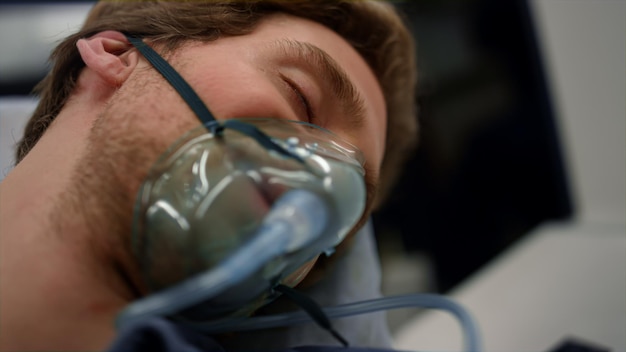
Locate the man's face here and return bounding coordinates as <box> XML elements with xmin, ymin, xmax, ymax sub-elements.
<box><xmin>71</xmin><ymin>14</ymin><xmax>386</xmax><ymax>290</ymax></box>
<box><xmin>109</xmin><ymin>14</ymin><xmax>384</xmax><ymax>183</ymax></box>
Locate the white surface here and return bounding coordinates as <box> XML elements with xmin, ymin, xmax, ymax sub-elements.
<box><xmin>0</xmin><ymin>3</ymin><xmax>92</xmax><ymax>181</ymax></box>
<box><xmin>0</xmin><ymin>4</ymin><xmax>92</xmax><ymax>82</ymax></box>
<box><xmin>530</xmin><ymin>0</ymin><xmax>626</xmax><ymax>225</ymax></box>
<box><xmin>0</xmin><ymin>97</ymin><xmax>37</xmax><ymax>180</ymax></box>
<box><xmin>393</xmin><ymin>221</ymin><xmax>626</xmax><ymax>351</ymax></box>
<box><xmin>393</xmin><ymin>1</ymin><xmax>626</xmax><ymax>351</ymax></box>
<box><xmin>0</xmin><ymin>4</ymin><xmax>92</xmax><ymax>181</ymax></box>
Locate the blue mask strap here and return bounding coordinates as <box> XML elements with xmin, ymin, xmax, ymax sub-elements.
<box><xmin>126</xmin><ymin>36</ymin><xmax>216</xmax><ymax>130</ymax></box>
<box><xmin>125</xmin><ymin>35</ymin><xmax>304</xmax><ymax>163</ymax></box>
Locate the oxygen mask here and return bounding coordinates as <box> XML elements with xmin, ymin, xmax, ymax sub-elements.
<box><xmin>124</xmin><ymin>118</ymin><xmax>367</xmax><ymax>323</ymax></box>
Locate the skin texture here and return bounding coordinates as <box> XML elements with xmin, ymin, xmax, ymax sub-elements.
<box><xmin>0</xmin><ymin>14</ymin><xmax>386</xmax><ymax>351</ymax></box>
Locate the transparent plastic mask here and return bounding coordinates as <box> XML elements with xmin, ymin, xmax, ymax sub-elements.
<box><xmin>132</xmin><ymin>118</ymin><xmax>367</xmax><ymax>316</ymax></box>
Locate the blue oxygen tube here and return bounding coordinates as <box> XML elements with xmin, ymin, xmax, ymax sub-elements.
<box><xmin>117</xmin><ymin>189</ymin><xmax>330</xmax><ymax>328</ymax></box>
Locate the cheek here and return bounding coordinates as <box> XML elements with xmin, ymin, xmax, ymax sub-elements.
<box><xmin>176</xmin><ymin>47</ymin><xmax>290</xmax><ymax>121</ymax></box>
<box><xmin>183</xmin><ymin>68</ymin><xmax>297</xmax><ymax>122</ymax></box>
<box><xmin>86</xmin><ymin>77</ymin><xmax>203</xmax><ymax>202</ymax></box>
<box><xmin>117</xmin><ymin>69</ymin><xmax>202</xmax><ymax>142</ymax></box>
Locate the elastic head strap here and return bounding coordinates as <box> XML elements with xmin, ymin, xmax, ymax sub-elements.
<box><xmin>126</xmin><ymin>35</ymin><xmax>218</xmax><ymax>133</ymax></box>
<box><xmin>125</xmin><ymin>35</ymin><xmax>304</xmax><ymax>163</ymax></box>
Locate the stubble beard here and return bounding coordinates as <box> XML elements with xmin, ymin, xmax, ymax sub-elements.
<box><xmin>51</xmin><ymin>77</ymin><xmax>198</xmax><ymax>296</ymax></box>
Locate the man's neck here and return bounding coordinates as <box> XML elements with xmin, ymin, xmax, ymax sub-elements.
<box><xmin>0</xmin><ymin>117</ymin><xmax>130</xmax><ymax>351</ymax></box>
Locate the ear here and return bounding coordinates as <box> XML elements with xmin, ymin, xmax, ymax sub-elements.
<box><xmin>76</xmin><ymin>30</ymin><xmax>139</xmax><ymax>87</ymax></box>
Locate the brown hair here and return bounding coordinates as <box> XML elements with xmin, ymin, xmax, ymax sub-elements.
<box><xmin>16</xmin><ymin>0</ymin><xmax>417</xmax><ymax>207</ymax></box>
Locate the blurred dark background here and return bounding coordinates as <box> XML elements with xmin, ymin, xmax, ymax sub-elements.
<box><xmin>373</xmin><ymin>0</ymin><xmax>573</xmax><ymax>293</ymax></box>
<box><xmin>0</xmin><ymin>0</ymin><xmax>95</xmax><ymax>96</ymax></box>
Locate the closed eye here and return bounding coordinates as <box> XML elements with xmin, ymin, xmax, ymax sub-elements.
<box><xmin>280</xmin><ymin>73</ymin><xmax>314</xmax><ymax>123</ymax></box>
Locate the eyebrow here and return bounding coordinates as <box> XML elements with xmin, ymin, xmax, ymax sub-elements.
<box><xmin>269</xmin><ymin>39</ymin><xmax>367</xmax><ymax>127</ymax></box>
